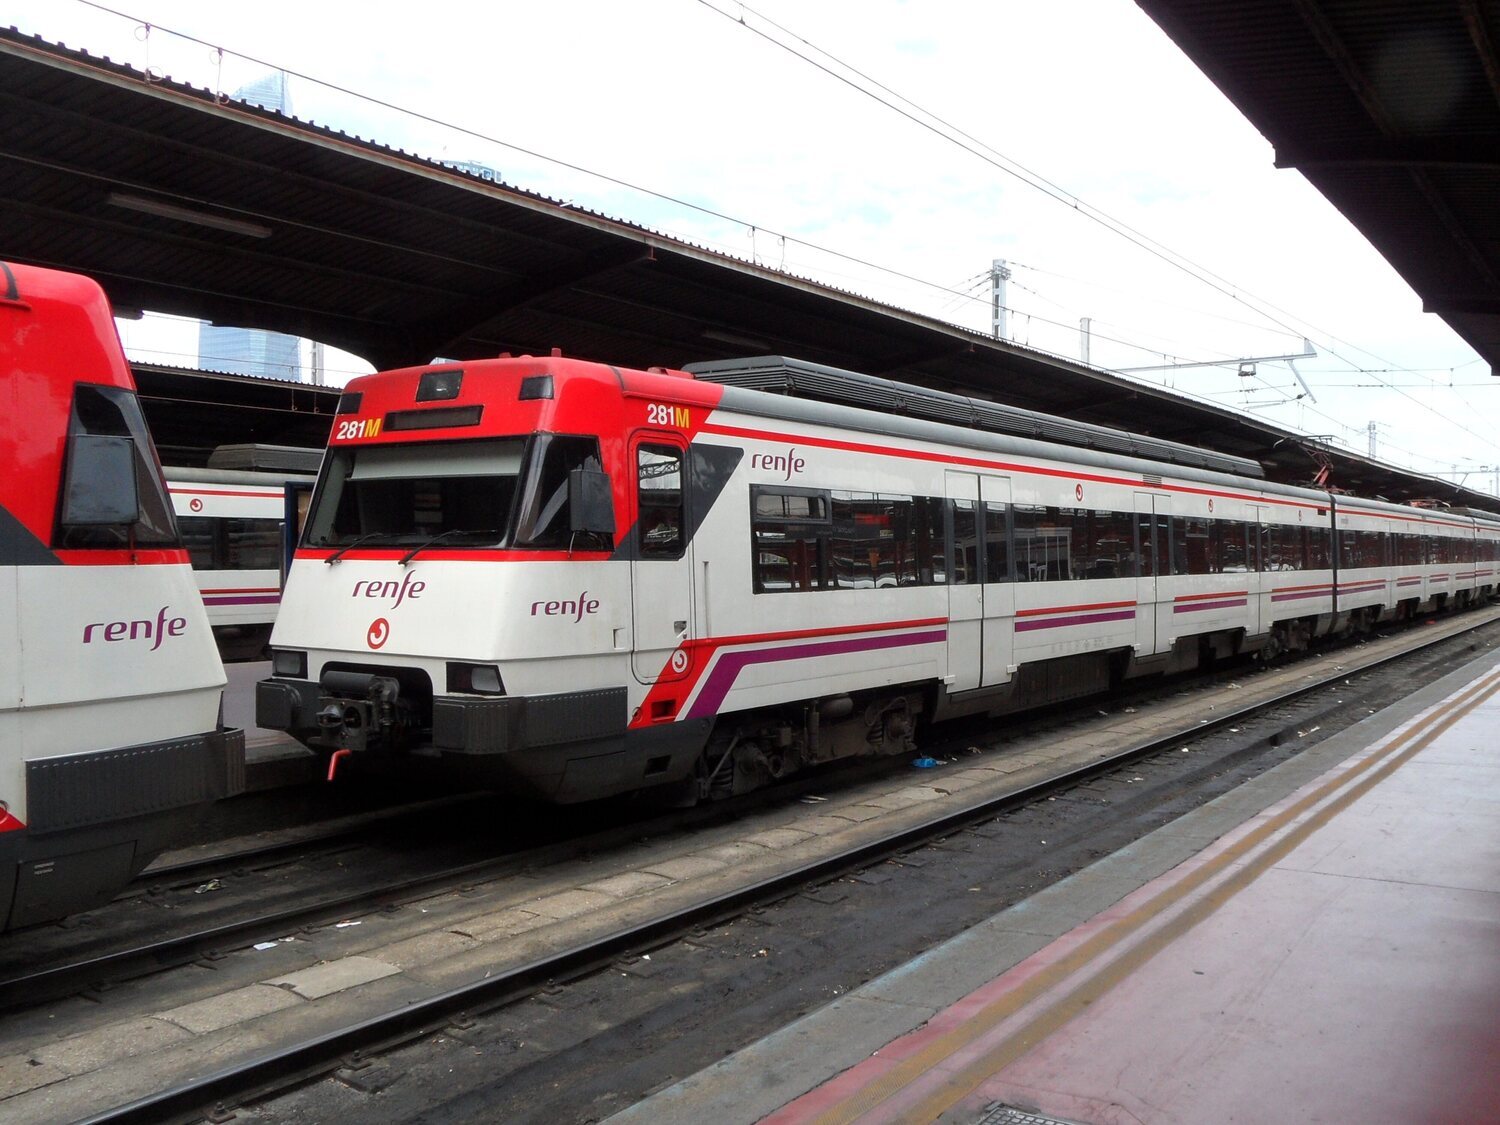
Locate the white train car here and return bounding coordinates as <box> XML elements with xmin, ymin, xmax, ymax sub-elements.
<box><xmin>0</xmin><ymin>262</ymin><xmax>244</xmax><ymax>929</ymax></box>
<box><xmin>166</xmin><ymin>447</ymin><xmax>317</xmax><ymax>660</ymax></box>
<box><xmin>1331</xmin><ymin>495</ymin><xmax>1496</xmax><ymax>630</ymax></box>
<box><xmin>256</xmin><ymin>354</ymin><xmax>1496</xmax><ymax>803</ymax></box>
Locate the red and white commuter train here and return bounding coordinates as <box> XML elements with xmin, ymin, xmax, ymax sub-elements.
<box><xmin>0</xmin><ymin>262</ymin><xmax>244</xmax><ymax>930</ymax></box>
<box><xmin>166</xmin><ymin>447</ymin><xmax>317</xmax><ymax>661</ymax></box>
<box><xmin>257</xmin><ymin>354</ymin><xmax>1500</xmax><ymax>803</ymax></box>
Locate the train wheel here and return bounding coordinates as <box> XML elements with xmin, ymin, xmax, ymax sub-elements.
<box><xmin>1259</xmin><ymin>627</ymin><xmax>1285</xmax><ymax>664</ymax></box>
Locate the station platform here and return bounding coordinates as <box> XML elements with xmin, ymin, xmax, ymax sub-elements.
<box><xmin>614</xmin><ymin>649</ymin><xmax>1500</xmax><ymax>1124</ymax></box>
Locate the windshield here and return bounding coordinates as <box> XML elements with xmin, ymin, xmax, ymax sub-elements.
<box><xmin>302</xmin><ymin>434</ymin><xmax>608</xmax><ymax>551</ymax></box>
<box><xmin>303</xmin><ymin>438</ymin><xmax>526</xmax><ymax>549</ymax></box>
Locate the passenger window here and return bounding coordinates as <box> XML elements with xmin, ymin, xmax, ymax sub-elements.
<box><xmin>750</xmin><ymin>486</ymin><xmax>950</xmax><ymax>593</ymax></box>
<box><xmin>1014</xmin><ymin>504</ymin><xmax>1068</xmax><ymax>581</ymax></box>
<box><xmin>1307</xmin><ymin>527</ymin><xmax>1332</xmax><ymax>569</ymax></box>
<box><xmin>1175</xmin><ymin>517</ymin><xmax>1213</xmax><ymax>574</ymax></box>
<box><xmin>750</xmin><ymin>485</ymin><xmax>828</xmax><ymax>591</ymax></box>
<box><xmin>176</xmin><ymin>515</ymin><xmax>282</xmax><ymax>570</ymax></box>
<box><xmin>828</xmin><ymin>493</ymin><xmax>919</xmax><ymax>589</ymax></box>
<box><xmin>1135</xmin><ymin>513</ymin><xmax>1157</xmax><ymax>577</ymax></box>
<box><xmin>983</xmin><ymin>501</ymin><xmax>1010</xmax><ymax>582</ymax></box>
<box><xmin>1219</xmin><ymin>521</ymin><xmax>1250</xmax><ymax>573</ymax></box>
<box><xmin>920</xmin><ymin>496</ymin><xmax>947</xmax><ymax>584</ymax></box>
<box><xmin>950</xmin><ymin>499</ymin><xmax>980</xmax><ymax>584</ymax></box>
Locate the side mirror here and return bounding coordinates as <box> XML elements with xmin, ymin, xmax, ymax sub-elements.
<box><xmin>61</xmin><ymin>434</ymin><xmax>141</xmax><ymax>526</ymax></box>
<box><xmin>568</xmin><ymin>468</ymin><xmax>616</xmax><ymax>536</ymax></box>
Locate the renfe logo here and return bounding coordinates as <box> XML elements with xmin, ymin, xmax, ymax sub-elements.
<box><xmin>352</xmin><ymin>572</ymin><xmax>426</xmax><ymax>608</ymax></box>
<box><xmin>82</xmin><ymin>606</ymin><xmax>188</xmax><ymax>651</ymax></box>
<box><xmin>531</xmin><ymin>592</ymin><xmax>600</xmax><ymax>622</ymax></box>
<box><xmin>751</xmin><ymin>448</ymin><xmax>805</xmax><ymax>480</ymax></box>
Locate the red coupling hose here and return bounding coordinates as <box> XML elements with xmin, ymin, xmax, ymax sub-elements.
<box><xmin>327</xmin><ymin>748</ymin><xmax>352</xmax><ymax>782</ymax></box>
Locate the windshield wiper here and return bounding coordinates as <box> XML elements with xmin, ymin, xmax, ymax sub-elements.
<box><xmin>324</xmin><ymin>532</ymin><xmax>392</xmax><ymax>565</ymax></box>
<box><xmin>399</xmin><ymin>529</ymin><xmax>471</xmax><ymax>566</ymax></box>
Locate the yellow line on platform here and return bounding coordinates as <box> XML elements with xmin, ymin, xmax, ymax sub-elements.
<box><xmin>812</xmin><ymin>662</ymin><xmax>1500</xmax><ymax>1125</ymax></box>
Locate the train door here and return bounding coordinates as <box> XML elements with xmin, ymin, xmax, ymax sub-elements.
<box><xmin>282</xmin><ymin>480</ymin><xmax>315</xmax><ymax>577</ymax></box>
<box><xmin>945</xmin><ymin>471</ymin><xmax>983</xmax><ymax>691</ymax></box>
<box><xmin>630</xmin><ymin>436</ymin><xmax>694</xmax><ymax>685</ymax></box>
<box><xmin>946</xmin><ymin>472</ymin><xmax>1014</xmax><ymax>689</ymax></box>
<box><xmin>1248</xmin><ymin>505</ymin><xmax>1271</xmax><ymax>638</ymax></box>
<box><xmin>979</xmin><ymin>476</ymin><xmax>1015</xmax><ymax>687</ymax></box>
<box><xmin>1134</xmin><ymin>491</ymin><xmax>1168</xmax><ymax>654</ymax></box>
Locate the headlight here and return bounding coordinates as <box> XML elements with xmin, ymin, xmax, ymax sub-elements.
<box><xmin>447</xmin><ymin>662</ymin><xmax>504</xmax><ymax>695</ymax></box>
<box><xmin>270</xmin><ymin>649</ymin><xmax>307</xmax><ymax>678</ymax></box>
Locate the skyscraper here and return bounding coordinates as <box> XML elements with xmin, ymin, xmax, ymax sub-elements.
<box><xmin>196</xmin><ymin>71</ymin><xmax>302</xmax><ymax>381</ymax></box>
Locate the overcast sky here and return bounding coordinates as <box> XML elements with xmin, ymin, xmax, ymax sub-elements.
<box><xmin>18</xmin><ymin>0</ymin><xmax>1500</xmax><ymax>489</ymax></box>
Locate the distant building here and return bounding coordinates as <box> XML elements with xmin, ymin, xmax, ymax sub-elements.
<box><xmin>440</xmin><ymin>158</ymin><xmax>502</xmax><ymax>183</ymax></box>
<box><xmin>234</xmin><ymin>71</ymin><xmax>291</xmax><ymax>114</ymax></box>
<box><xmin>197</xmin><ymin>319</ymin><xmax>301</xmax><ymax>380</ymax></box>
<box><xmin>196</xmin><ymin>71</ymin><xmax>302</xmax><ymax>381</ymax></box>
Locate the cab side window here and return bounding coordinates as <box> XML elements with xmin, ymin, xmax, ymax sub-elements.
<box><xmin>54</xmin><ymin>383</ymin><xmax>178</xmax><ymax>549</ymax></box>
<box><xmin>638</xmin><ymin>444</ymin><xmax>684</xmax><ymax>558</ymax></box>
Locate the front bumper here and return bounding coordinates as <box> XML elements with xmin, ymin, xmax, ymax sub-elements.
<box><xmin>256</xmin><ymin>676</ymin><xmax>627</xmax><ymax>755</ymax></box>
<box><xmin>2</xmin><ymin>726</ymin><xmax>246</xmax><ymax>930</ymax></box>
<box><xmin>25</xmin><ymin>725</ymin><xmax>246</xmax><ymax>832</ymax></box>
<box><xmin>257</xmin><ymin>676</ymin><xmax>711</xmax><ymax>801</ymax></box>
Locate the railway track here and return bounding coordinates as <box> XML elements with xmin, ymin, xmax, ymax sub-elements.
<box><xmin>47</xmin><ymin>605</ymin><xmax>1497</xmax><ymax>1125</ymax></box>
<box><xmin>0</xmin><ymin>634</ymin><xmax>1255</xmax><ymax>1006</ymax></box>
<box><xmin>128</xmin><ymin>794</ymin><xmax>488</xmax><ymax>887</ymax></box>
<box><xmin>0</xmin><ymin>601</ymin><xmax>1445</xmax><ymax>1012</ymax></box>
<box><xmin>0</xmin><ymin>754</ymin><xmax>874</xmax><ymax>1011</ymax></box>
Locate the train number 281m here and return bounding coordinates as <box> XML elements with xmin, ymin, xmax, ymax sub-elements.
<box><xmin>646</xmin><ymin>403</ymin><xmax>691</xmax><ymax>428</ymax></box>
<box><xmin>335</xmin><ymin>417</ymin><xmax>383</xmax><ymax>440</ymax></box>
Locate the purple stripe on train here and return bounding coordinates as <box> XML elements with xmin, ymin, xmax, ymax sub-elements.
<box><xmin>1271</xmin><ymin>589</ymin><xmax>1332</xmax><ymax>603</ymax></box>
<box><xmin>202</xmin><ymin>595</ymin><xmax>282</xmax><ymax>606</ymax></box>
<box><xmin>1014</xmin><ymin>609</ymin><xmax>1136</xmax><ymax>633</ymax></box>
<box><xmin>1172</xmin><ymin>599</ymin><xmax>1247</xmax><ymax>613</ymax></box>
<box><xmin>686</xmin><ymin>628</ymin><xmax>948</xmax><ymax>719</ymax></box>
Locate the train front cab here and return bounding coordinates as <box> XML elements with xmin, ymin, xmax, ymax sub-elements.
<box><xmin>257</xmin><ymin>359</ymin><xmax>725</xmax><ymax>801</ymax></box>
<box><xmin>0</xmin><ymin>262</ymin><xmax>245</xmax><ymax>931</ymax></box>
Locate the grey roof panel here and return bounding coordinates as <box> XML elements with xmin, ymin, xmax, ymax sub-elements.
<box><xmin>685</xmin><ymin>356</ymin><xmax>1265</xmax><ymax>478</ymax></box>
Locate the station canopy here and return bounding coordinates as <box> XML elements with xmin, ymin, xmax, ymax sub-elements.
<box><xmin>1137</xmin><ymin>0</ymin><xmax>1500</xmax><ymax>380</ymax></box>
<box><xmin>0</xmin><ymin>24</ymin><xmax>1494</xmax><ymax>508</ymax></box>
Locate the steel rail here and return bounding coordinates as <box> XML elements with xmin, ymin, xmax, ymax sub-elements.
<box><xmin>0</xmin><ymin>850</ymin><xmax>538</xmax><ymax>1012</ymax></box>
<box><xmin>130</xmin><ymin>794</ymin><xmax>486</xmax><ymax>886</ymax></box>
<box><xmin>0</xmin><ymin>754</ymin><xmax>847</xmax><ymax>1010</ymax></box>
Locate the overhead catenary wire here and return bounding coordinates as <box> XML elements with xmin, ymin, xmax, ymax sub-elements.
<box><xmin>62</xmin><ymin>0</ymin><xmax>1498</xmax><ymax>469</ymax></box>
<box><xmin>63</xmin><ymin>0</ymin><xmax>1291</xmax><ymax>372</ymax></box>
<box><xmin>71</xmin><ymin>1</ymin><xmax>990</xmax><ymax>320</ymax></box>
<box><xmin>695</xmin><ymin>0</ymin><xmax>1500</xmax><ymax>458</ymax></box>
<box><xmin>72</xmin><ymin>0</ymin><xmax>1228</xmax><ymax>372</ymax></box>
